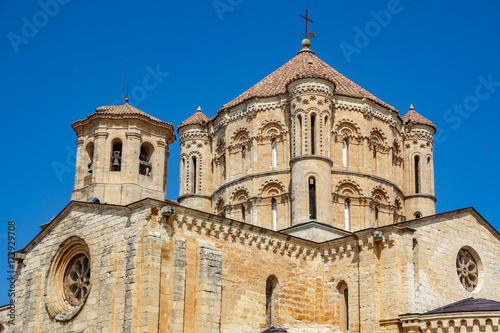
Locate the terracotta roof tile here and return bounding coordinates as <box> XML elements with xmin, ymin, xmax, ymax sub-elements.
<box><xmin>178</xmin><ymin>106</ymin><xmax>209</xmax><ymax>130</ymax></box>
<box><xmin>72</xmin><ymin>103</ymin><xmax>173</xmax><ymax>127</ymax></box>
<box><xmin>402</xmin><ymin>105</ymin><xmax>436</xmax><ymax>128</ymax></box>
<box><xmin>220</xmin><ymin>49</ymin><xmax>395</xmax><ymax>111</ymax></box>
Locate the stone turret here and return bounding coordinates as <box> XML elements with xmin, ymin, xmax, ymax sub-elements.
<box><xmin>177</xmin><ymin>106</ymin><xmax>212</xmax><ymax>212</ymax></box>
<box><xmin>288</xmin><ymin>40</ymin><xmax>335</xmax><ymax>226</ymax></box>
<box><xmin>402</xmin><ymin>105</ymin><xmax>436</xmax><ymax>218</ymax></box>
<box><xmin>71</xmin><ymin>103</ymin><xmax>175</xmax><ymax>205</ymax></box>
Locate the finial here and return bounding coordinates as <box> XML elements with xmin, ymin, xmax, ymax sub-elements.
<box><xmin>298</xmin><ymin>9</ymin><xmax>316</xmax><ymax>49</ymax></box>
<box><xmin>197</xmin><ymin>106</ymin><xmax>202</xmax><ymax>112</ymax></box>
<box><xmin>302</xmin><ymin>38</ymin><xmax>311</xmax><ymax>49</ymax></box>
<box><xmin>410</xmin><ymin>104</ymin><xmax>414</xmax><ymax>110</ymax></box>
<box><xmin>121</xmin><ymin>60</ymin><xmax>128</xmax><ymax>104</ymax></box>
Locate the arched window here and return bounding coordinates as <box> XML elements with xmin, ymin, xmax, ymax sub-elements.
<box><xmin>414</xmin><ymin>212</ymin><xmax>422</xmax><ymax>219</ymax></box>
<box><xmin>342</xmin><ymin>139</ymin><xmax>348</xmax><ymax>167</ymax></box>
<box><xmin>324</xmin><ymin>115</ymin><xmax>329</xmax><ymax>148</ymax></box>
<box><xmin>266</xmin><ymin>275</ymin><xmax>279</xmax><ymax>326</ymax></box>
<box><xmin>222</xmin><ymin>155</ymin><xmax>226</xmax><ymax>181</ymax></box>
<box><xmin>297</xmin><ymin>115</ymin><xmax>303</xmax><ymax>155</ymax></box>
<box><xmin>216</xmin><ymin>199</ymin><xmax>225</xmax><ymax>217</ymax></box>
<box><xmin>338</xmin><ymin>282</ymin><xmax>349</xmax><ymax>331</ymax></box>
<box><xmin>242</xmin><ymin>145</ymin><xmax>246</xmax><ymax>173</ymax></box>
<box><xmin>191</xmin><ymin>156</ymin><xmax>197</xmax><ymax>193</ymax></box>
<box><xmin>373</xmin><ymin>149</ymin><xmax>377</xmax><ymax>173</ymax></box>
<box><xmin>308</xmin><ymin>177</ymin><xmax>317</xmax><ymax>220</ymax></box>
<box><xmin>241</xmin><ymin>204</ymin><xmax>246</xmax><ymax>222</ymax></box>
<box><xmin>85</xmin><ymin>142</ymin><xmax>94</xmax><ymax>174</ymax></box>
<box><xmin>375</xmin><ymin>206</ymin><xmax>379</xmax><ymax>227</ymax></box>
<box><xmin>111</xmin><ymin>140</ymin><xmax>122</xmax><ymax>172</ymax></box>
<box><xmin>414</xmin><ymin>155</ymin><xmax>420</xmax><ymax>193</ymax></box>
<box><xmin>271</xmin><ymin>139</ymin><xmax>277</xmax><ymax>167</ymax></box>
<box><xmin>139</xmin><ymin>144</ymin><xmax>153</xmax><ymax>176</ymax></box>
<box><xmin>311</xmin><ymin>114</ymin><xmax>316</xmax><ymax>154</ymax></box>
<box><xmin>181</xmin><ymin>158</ymin><xmax>186</xmax><ymax>193</ymax></box>
<box><xmin>272</xmin><ymin>198</ymin><xmax>277</xmax><ymax>231</ymax></box>
<box><xmin>344</xmin><ymin>199</ymin><xmax>350</xmax><ymax>231</ymax></box>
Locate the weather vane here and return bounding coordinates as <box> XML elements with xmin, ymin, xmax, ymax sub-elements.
<box><xmin>298</xmin><ymin>9</ymin><xmax>316</xmax><ymax>39</ymax></box>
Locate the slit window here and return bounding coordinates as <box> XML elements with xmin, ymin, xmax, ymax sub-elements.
<box><xmin>342</xmin><ymin>139</ymin><xmax>348</xmax><ymax>167</ymax></box>
<box><xmin>242</xmin><ymin>145</ymin><xmax>246</xmax><ymax>172</ymax></box>
<box><xmin>414</xmin><ymin>155</ymin><xmax>420</xmax><ymax>193</ymax></box>
<box><xmin>339</xmin><ymin>282</ymin><xmax>349</xmax><ymax>331</ymax></box>
<box><xmin>271</xmin><ymin>139</ymin><xmax>277</xmax><ymax>167</ymax></box>
<box><xmin>309</xmin><ymin>177</ymin><xmax>317</xmax><ymax>220</ymax></box>
<box><xmin>192</xmin><ymin>156</ymin><xmax>197</xmax><ymax>193</ymax></box>
<box><xmin>311</xmin><ymin>114</ymin><xmax>316</xmax><ymax>154</ymax></box>
<box><xmin>266</xmin><ymin>276</ymin><xmax>278</xmax><ymax>326</ymax></box>
<box><xmin>344</xmin><ymin>199</ymin><xmax>350</xmax><ymax>231</ymax></box>
<box><xmin>272</xmin><ymin>198</ymin><xmax>277</xmax><ymax>231</ymax></box>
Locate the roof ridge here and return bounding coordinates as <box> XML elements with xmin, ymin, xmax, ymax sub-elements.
<box><xmin>72</xmin><ymin>103</ymin><xmax>173</xmax><ymax>128</ymax></box>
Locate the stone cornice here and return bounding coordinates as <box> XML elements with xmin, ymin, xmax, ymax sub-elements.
<box><xmin>160</xmin><ymin>205</ymin><xmax>321</xmax><ymax>260</ymax></box>
<box><xmin>290</xmin><ymin>155</ymin><xmax>333</xmax><ymax>167</ymax></box>
<box><xmin>399</xmin><ymin>312</ymin><xmax>500</xmax><ymax>332</ymax></box>
<box><xmin>212</xmin><ymin>168</ymin><xmax>291</xmax><ymax>198</ymax></box>
<box><xmin>332</xmin><ymin>169</ymin><xmax>405</xmax><ymax>197</ymax></box>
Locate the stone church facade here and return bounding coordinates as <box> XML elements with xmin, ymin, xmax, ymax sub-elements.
<box><xmin>11</xmin><ymin>39</ymin><xmax>500</xmax><ymax>332</ymax></box>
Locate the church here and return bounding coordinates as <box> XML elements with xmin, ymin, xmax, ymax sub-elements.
<box><xmin>10</xmin><ymin>35</ymin><xmax>500</xmax><ymax>332</ymax></box>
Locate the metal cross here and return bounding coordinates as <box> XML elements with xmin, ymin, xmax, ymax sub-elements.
<box><xmin>298</xmin><ymin>9</ymin><xmax>316</xmax><ymax>38</ymax></box>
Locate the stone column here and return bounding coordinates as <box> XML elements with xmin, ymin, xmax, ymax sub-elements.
<box><xmin>73</xmin><ymin>138</ymin><xmax>85</xmax><ymax>190</ymax></box>
<box><xmin>93</xmin><ymin>130</ymin><xmax>108</xmax><ymax>183</ymax></box>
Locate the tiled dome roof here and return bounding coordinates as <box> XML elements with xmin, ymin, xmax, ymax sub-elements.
<box><xmin>402</xmin><ymin>105</ymin><xmax>436</xmax><ymax>128</ymax></box>
<box><xmin>220</xmin><ymin>48</ymin><xmax>395</xmax><ymax>111</ymax></box>
<box><xmin>178</xmin><ymin>106</ymin><xmax>209</xmax><ymax>130</ymax></box>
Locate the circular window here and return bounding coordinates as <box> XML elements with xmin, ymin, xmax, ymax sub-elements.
<box><xmin>46</xmin><ymin>237</ymin><xmax>92</xmax><ymax>321</ymax></box>
<box><xmin>456</xmin><ymin>247</ymin><xmax>479</xmax><ymax>292</ymax></box>
<box><xmin>64</xmin><ymin>254</ymin><xmax>91</xmax><ymax>306</ymax></box>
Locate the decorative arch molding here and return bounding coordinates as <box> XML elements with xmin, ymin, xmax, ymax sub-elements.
<box><xmin>370</xmin><ymin>128</ymin><xmax>387</xmax><ymax>144</ymax></box>
<box><xmin>334</xmin><ymin>119</ymin><xmax>361</xmax><ymax>137</ymax></box>
<box><xmin>216</xmin><ymin>139</ymin><xmax>225</xmax><ymax>154</ymax></box>
<box><xmin>291</xmin><ymin>108</ymin><xmax>305</xmax><ymax>117</ymax></box>
<box><xmin>231</xmin><ymin>186</ymin><xmax>249</xmax><ymax>203</ymax></box>
<box><xmin>404</xmin><ymin>130</ymin><xmax>435</xmax><ymax>143</ymax></box>
<box><xmin>258</xmin><ymin>119</ymin><xmax>287</xmax><ymax>138</ymax></box>
<box><xmin>180</xmin><ymin>151</ymin><xmax>203</xmax><ymax>194</ymax></box>
<box><xmin>230</xmin><ymin>127</ymin><xmax>250</xmax><ymax>144</ymax></box>
<box><xmin>371</xmin><ymin>185</ymin><xmax>389</xmax><ymax>204</ymax></box>
<box><xmin>214</xmin><ymin>196</ymin><xmax>225</xmax><ymax>214</ymax></box>
<box><xmin>258</xmin><ymin>179</ymin><xmax>285</xmax><ymax>197</ymax></box>
<box><xmin>306</xmin><ymin>106</ymin><xmax>321</xmax><ymax>116</ymax></box>
<box><xmin>179</xmin><ymin>129</ymin><xmax>209</xmax><ymax>145</ymax></box>
<box><xmin>334</xmin><ymin>179</ymin><xmax>364</xmax><ymax>197</ymax></box>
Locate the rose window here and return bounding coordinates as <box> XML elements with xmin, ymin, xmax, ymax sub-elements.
<box><xmin>456</xmin><ymin>248</ymin><xmax>478</xmax><ymax>292</ymax></box>
<box><xmin>64</xmin><ymin>254</ymin><xmax>91</xmax><ymax>306</ymax></box>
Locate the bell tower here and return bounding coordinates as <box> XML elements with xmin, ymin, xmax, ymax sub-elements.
<box><xmin>71</xmin><ymin>103</ymin><xmax>176</xmax><ymax>205</ymax></box>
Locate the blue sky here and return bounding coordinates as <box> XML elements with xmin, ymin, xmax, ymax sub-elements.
<box><xmin>1</xmin><ymin>0</ymin><xmax>499</xmax><ymax>305</ymax></box>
